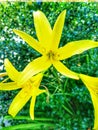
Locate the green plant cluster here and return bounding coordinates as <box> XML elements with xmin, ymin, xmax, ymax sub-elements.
<box><xmin>0</xmin><ymin>2</ymin><xmax>98</xmax><ymax>130</ymax></box>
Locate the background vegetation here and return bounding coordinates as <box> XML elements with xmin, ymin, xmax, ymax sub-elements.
<box><xmin>0</xmin><ymin>2</ymin><xmax>98</xmax><ymax>130</ymax></box>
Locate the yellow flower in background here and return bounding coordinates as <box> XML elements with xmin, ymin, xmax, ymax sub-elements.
<box><xmin>0</xmin><ymin>59</ymin><xmax>46</xmax><ymax>120</ymax></box>
<box><xmin>13</xmin><ymin>10</ymin><xmax>98</xmax><ymax>85</ymax></box>
<box><xmin>79</xmin><ymin>74</ymin><xmax>98</xmax><ymax>130</ymax></box>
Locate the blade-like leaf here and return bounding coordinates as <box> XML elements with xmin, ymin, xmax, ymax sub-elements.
<box><xmin>2</xmin><ymin>123</ymin><xmax>54</xmax><ymax>130</ymax></box>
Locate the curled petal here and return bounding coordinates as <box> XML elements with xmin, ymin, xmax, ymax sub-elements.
<box><xmin>0</xmin><ymin>72</ymin><xmax>7</xmax><ymax>78</ymax></box>
<box><xmin>53</xmin><ymin>61</ymin><xmax>79</xmax><ymax>80</ymax></box>
<box><xmin>58</xmin><ymin>40</ymin><xmax>98</xmax><ymax>60</ymax></box>
<box><xmin>36</xmin><ymin>89</ymin><xmax>46</xmax><ymax>96</ymax></box>
<box><xmin>91</xmin><ymin>92</ymin><xmax>98</xmax><ymax>130</ymax></box>
<box><xmin>79</xmin><ymin>74</ymin><xmax>98</xmax><ymax>129</ymax></box>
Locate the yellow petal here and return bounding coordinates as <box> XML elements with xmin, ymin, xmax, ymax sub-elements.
<box><xmin>18</xmin><ymin>56</ymin><xmax>51</xmax><ymax>86</ymax></box>
<box><xmin>30</xmin><ymin>73</ymin><xmax>43</xmax><ymax>82</ymax></box>
<box><xmin>8</xmin><ymin>84</ymin><xmax>32</xmax><ymax>117</ymax></box>
<box><xmin>79</xmin><ymin>74</ymin><xmax>98</xmax><ymax>89</ymax></box>
<box><xmin>4</xmin><ymin>59</ymin><xmax>20</xmax><ymax>81</ymax></box>
<box><xmin>58</xmin><ymin>40</ymin><xmax>98</xmax><ymax>60</ymax></box>
<box><xmin>0</xmin><ymin>82</ymin><xmax>21</xmax><ymax>90</ymax></box>
<box><xmin>79</xmin><ymin>74</ymin><xmax>98</xmax><ymax>129</ymax></box>
<box><xmin>0</xmin><ymin>72</ymin><xmax>7</xmax><ymax>78</ymax></box>
<box><xmin>30</xmin><ymin>89</ymin><xmax>46</xmax><ymax>120</ymax></box>
<box><xmin>30</xmin><ymin>73</ymin><xmax>44</xmax><ymax>120</ymax></box>
<box><xmin>33</xmin><ymin>10</ymin><xmax>52</xmax><ymax>51</ymax></box>
<box><xmin>51</xmin><ymin>10</ymin><xmax>66</xmax><ymax>50</ymax></box>
<box><xmin>90</xmin><ymin>92</ymin><xmax>98</xmax><ymax>130</ymax></box>
<box><xmin>30</xmin><ymin>96</ymin><xmax>36</xmax><ymax>120</ymax></box>
<box><xmin>53</xmin><ymin>61</ymin><xmax>79</xmax><ymax>80</ymax></box>
<box><xmin>31</xmin><ymin>82</ymin><xmax>46</xmax><ymax>96</ymax></box>
<box><xmin>13</xmin><ymin>29</ymin><xmax>44</xmax><ymax>54</ymax></box>
<box><xmin>37</xmin><ymin>89</ymin><xmax>46</xmax><ymax>96</ymax></box>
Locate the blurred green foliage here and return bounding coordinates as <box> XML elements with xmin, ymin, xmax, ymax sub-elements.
<box><xmin>0</xmin><ymin>2</ymin><xmax>98</xmax><ymax>130</ymax></box>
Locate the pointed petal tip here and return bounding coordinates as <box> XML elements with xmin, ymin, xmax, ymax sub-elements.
<box><xmin>13</xmin><ymin>29</ymin><xmax>21</xmax><ymax>35</ymax></box>
<box><xmin>33</xmin><ymin>10</ymin><xmax>41</xmax><ymax>16</ymax></box>
<box><xmin>30</xmin><ymin>115</ymin><xmax>34</xmax><ymax>120</ymax></box>
<box><xmin>62</xmin><ymin>10</ymin><xmax>66</xmax><ymax>15</ymax></box>
<box><xmin>13</xmin><ymin>29</ymin><xmax>17</xmax><ymax>33</ymax></box>
<box><xmin>60</xmin><ymin>10</ymin><xmax>66</xmax><ymax>18</ymax></box>
<box><xmin>0</xmin><ymin>72</ymin><xmax>7</xmax><ymax>78</ymax></box>
<box><xmin>4</xmin><ymin>58</ymin><xmax>8</xmax><ymax>63</ymax></box>
<box><xmin>13</xmin><ymin>29</ymin><xmax>15</xmax><ymax>31</ymax></box>
<box><xmin>4</xmin><ymin>58</ymin><xmax>9</xmax><ymax>66</ymax></box>
<box><xmin>8</xmin><ymin>110</ymin><xmax>16</xmax><ymax>118</ymax></box>
<box><xmin>13</xmin><ymin>29</ymin><xmax>22</xmax><ymax>35</ymax></box>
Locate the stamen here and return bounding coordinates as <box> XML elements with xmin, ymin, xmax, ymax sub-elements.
<box><xmin>46</xmin><ymin>50</ymin><xmax>60</xmax><ymax>60</ymax></box>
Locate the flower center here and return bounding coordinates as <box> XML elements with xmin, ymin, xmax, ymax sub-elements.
<box><xmin>46</xmin><ymin>50</ymin><xmax>60</xmax><ymax>61</ymax></box>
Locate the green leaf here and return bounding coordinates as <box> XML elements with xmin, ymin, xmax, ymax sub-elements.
<box><xmin>2</xmin><ymin>123</ymin><xmax>54</xmax><ymax>130</ymax></box>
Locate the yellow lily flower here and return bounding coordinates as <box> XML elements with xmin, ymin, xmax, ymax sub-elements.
<box><xmin>0</xmin><ymin>59</ymin><xmax>46</xmax><ymax>120</ymax></box>
<box><xmin>13</xmin><ymin>10</ymin><xmax>98</xmax><ymax>85</ymax></box>
<box><xmin>79</xmin><ymin>74</ymin><xmax>98</xmax><ymax>130</ymax></box>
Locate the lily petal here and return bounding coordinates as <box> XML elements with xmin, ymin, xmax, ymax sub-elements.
<box><xmin>30</xmin><ymin>89</ymin><xmax>46</xmax><ymax>120</ymax></box>
<box><xmin>36</xmin><ymin>89</ymin><xmax>46</xmax><ymax>96</ymax></box>
<box><xmin>30</xmin><ymin>96</ymin><xmax>36</xmax><ymax>120</ymax></box>
<box><xmin>30</xmin><ymin>73</ymin><xmax>44</xmax><ymax>120</ymax></box>
<box><xmin>13</xmin><ymin>29</ymin><xmax>44</xmax><ymax>54</ymax></box>
<box><xmin>30</xmin><ymin>73</ymin><xmax>43</xmax><ymax>83</ymax></box>
<box><xmin>91</xmin><ymin>93</ymin><xmax>98</xmax><ymax>130</ymax></box>
<box><xmin>18</xmin><ymin>56</ymin><xmax>51</xmax><ymax>86</ymax></box>
<box><xmin>33</xmin><ymin>10</ymin><xmax>52</xmax><ymax>51</ymax></box>
<box><xmin>0</xmin><ymin>82</ymin><xmax>21</xmax><ymax>90</ymax></box>
<box><xmin>8</xmin><ymin>84</ymin><xmax>32</xmax><ymax>117</ymax></box>
<box><xmin>53</xmin><ymin>61</ymin><xmax>79</xmax><ymax>80</ymax></box>
<box><xmin>79</xmin><ymin>74</ymin><xmax>98</xmax><ymax>129</ymax></box>
<box><xmin>58</xmin><ymin>40</ymin><xmax>98</xmax><ymax>60</ymax></box>
<box><xmin>0</xmin><ymin>72</ymin><xmax>7</xmax><ymax>78</ymax></box>
<box><xmin>51</xmin><ymin>10</ymin><xmax>66</xmax><ymax>50</ymax></box>
<box><xmin>4</xmin><ymin>59</ymin><xmax>20</xmax><ymax>81</ymax></box>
